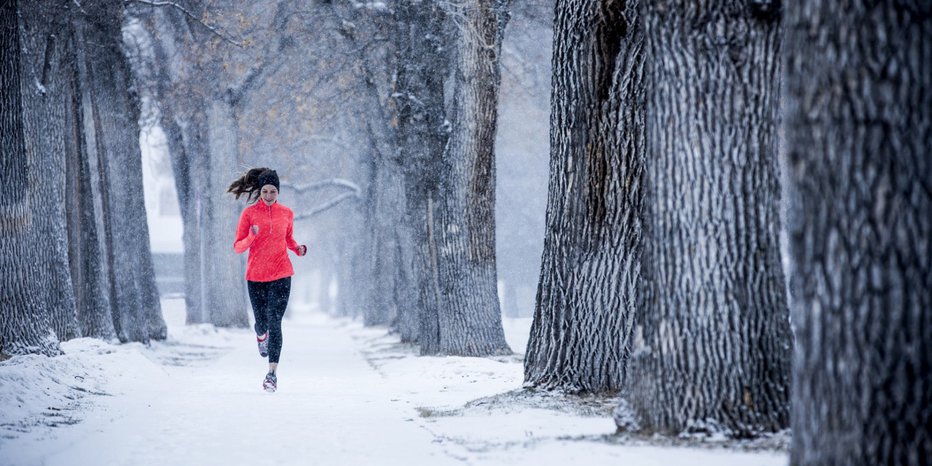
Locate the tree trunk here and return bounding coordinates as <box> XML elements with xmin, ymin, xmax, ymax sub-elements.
<box><xmin>364</xmin><ymin>158</ymin><xmax>419</xmax><ymax>339</ymax></box>
<box><xmin>66</xmin><ymin>15</ymin><xmax>115</xmax><ymax>340</ymax></box>
<box><xmin>21</xmin><ymin>0</ymin><xmax>81</xmax><ymax>343</ymax></box>
<box><xmin>501</xmin><ymin>281</ymin><xmax>519</xmax><ymax>319</ymax></box>
<box><xmin>525</xmin><ymin>0</ymin><xmax>645</xmax><ymax>392</ymax></box>
<box><xmin>360</xmin><ymin>169</ymin><xmax>393</xmax><ymax>326</ymax></box>
<box><xmin>205</xmin><ymin>98</ymin><xmax>248</xmax><ymax>327</ymax></box>
<box><xmin>75</xmin><ymin>0</ymin><xmax>166</xmax><ymax>342</ymax></box>
<box><xmin>429</xmin><ymin>0</ymin><xmax>512</xmax><ymax>356</ymax></box>
<box><xmin>160</xmin><ymin>107</ymin><xmax>210</xmax><ymax>325</ymax></box>
<box><xmin>359</xmin><ymin>50</ymin><xmax>417</xmax><ymax>337</ymax></box>
<box><xmin>394</xmin><ymin>0</ymin><xmax>450</xmax><ymax>354</ymax></box>
<box><xmin>363</xmin><ymin>162</ymin><xmax>415</xmax><ymax>330</ymax></box>
<box><xmin>334</xmin><ymin>206</ymin><xmax>367</xmax><ymax>320</ymax></box>
<box><xmin>179</xmin><ymin>107</ymin><xmax>211</xmax><ymax>325</ymax></box>
<box><xmin>0</xmin><ymin>0</ymin><xmax>63</xmax><ymax>356</ymax></box>
<box><xmin>784</xmin><ymin>2</ymin><xmax>931</xmax><ymax>464</ymax></box>
<box><xmin>627</xmin><ymin>0</ymin><xmax>790</xmax><ymax>436</ymax></box>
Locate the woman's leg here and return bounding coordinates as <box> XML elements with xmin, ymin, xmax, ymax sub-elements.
<box><xmin>266</xmin><ymin>277</ymin><xmax>292</xmax><ymax>370</ymax></box>
<box><xmin>247</xmin><ymin>280</ymin><xmax>270</xmax><ymax>337</ymax></box>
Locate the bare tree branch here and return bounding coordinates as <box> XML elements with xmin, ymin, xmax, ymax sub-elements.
<box><xmin>125</xmin><ymin>0</ymin><xmax>243</xmax><ymax>47</ymax></box>
<box><xmin>294</xmin><ymin>192</ymin><xmax>361</xmax><ymax>221</ymax></box>
<box><xmin>229</xmin><ymin>1</ymin><xmax>294</xmax><ymax>109</ymax></box>
<box><xmin>281</xmin><ymin>178</ymin><xmax>362</xmax><ymax>195</ymax></box>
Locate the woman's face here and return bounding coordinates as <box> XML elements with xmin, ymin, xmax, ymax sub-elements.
<box><xmin>260</xmin><ymin>185</ymin><xmax>279</xmax><ymax>205</ymax></box>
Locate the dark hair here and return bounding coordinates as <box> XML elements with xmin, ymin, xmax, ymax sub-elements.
<box><xmin>227</xmin><ymin>168</ymin><xmax>280</xmax><ymax>203</ymax></box>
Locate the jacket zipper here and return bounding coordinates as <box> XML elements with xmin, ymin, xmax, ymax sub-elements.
<box><xmin>267</xmin><ymin>202</ymin><xmax>273</xmax><ymax>236</ymax></box>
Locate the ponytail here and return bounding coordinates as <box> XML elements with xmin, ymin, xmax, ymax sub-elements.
<box><xmin>227</xmin><ymin>167</ymin><xmax>272</xmax><ymax>203</ymax></box>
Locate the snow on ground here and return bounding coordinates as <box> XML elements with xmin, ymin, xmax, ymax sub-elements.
<box><xmin>0</xmin><ymin>299</ymin><xmax>788</xmax><ymax>466</ymax></box>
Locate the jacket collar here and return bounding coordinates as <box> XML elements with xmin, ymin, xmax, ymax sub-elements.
<box><xmin>254</xmin><ymin>200</ymin><xmax>277</xmax><ymax>211</ymax></box>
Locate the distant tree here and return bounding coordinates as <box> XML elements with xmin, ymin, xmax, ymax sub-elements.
<box><xmin>132</xmin><ymin>2</ymin><xmax>285</xmax><ymax>328</ymax></box>
<box><xmin>321</xmin><ymin>0</ymin><xmax>419</xmax><ymax>338</ymax></box>
<box><xmin>136</xmin><ymin>9</ymin><xmax>214</xmax><ymax>324</ymax></box>
<box><xmin>625</xmin><ymin>0</ymin><xmax>791</xmax><ymax>436</ymax></box>
<box><xmin>784</xmin><ymin>2</ymin><xmax>931</xmax><ymax>464</ymax></box>
<box><xmin>67</xmin><ymin>3</ymin><xmax>117</xmax><ymax>340</ymax></box>
<box><xmin>133</xmin><ymin>5</ymin><xmax>216</xmax><ymax>326</ymax></box>
<box><xmin>76</xmin><ymin>0</ymin><xmax>166</xmax><ymax>342</ymax></box>
<box><xmin>493</xmin><ymin>0</ymin><xmax>553</xmax><ymax>319</ymax></box>
<box><xmin>524</xmin><ymin>0</ymin><xmax>645</xmax><ymax>392</ymax></box>
<box><xmin>391</xmin><ymin>0</ymin><xmax>451</xmax><ymax>353</ymax></box>
<box><xmin>346</xmin><ymin>0</ymin><xmax>513</xmax><ymax>356</ymax></box>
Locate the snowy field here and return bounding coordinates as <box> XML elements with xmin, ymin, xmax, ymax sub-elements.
<box><xmin>0</xmin><ymin>299</ymin><xmax>788</xmax><ymax>466</ymax></box>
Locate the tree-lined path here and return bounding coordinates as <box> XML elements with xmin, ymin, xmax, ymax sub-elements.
<box><xmin>3</xmin><ymin>1</ymin><xmax>927</xmax><ymax>463</ymax></box>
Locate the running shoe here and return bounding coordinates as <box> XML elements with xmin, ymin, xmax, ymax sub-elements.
<box><xmin>262</xmin><ymin>372</ymin><xmax>277</xmax><ymax>393</ymax></box>
<box><xmin>257</xmin><ymin>332</ymin><xmax>269</xmax><ymax>358</ymax></box>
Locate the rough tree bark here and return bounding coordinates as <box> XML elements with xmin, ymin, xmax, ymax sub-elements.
<box><xmin>524</xmin><ymin>0</ymin><xmax>645</xmax><ymax>392</ymax></box>
<box><xmin>2</xmin><ymin>0</ymin><xmax>154</xmax><ymax>350</ymax></box>
<box><xmin>784</xmin><ymin>2</ymin><xmax>931</xmax><ymax>465</ymax></box>
<box><xmin>427</xmin><ymin>0</ymin><xmax>512</xmax><ymax>356</ymax></box>
<box><xmin>0</xmin><ymin>0</ymin><xmax>66</xmax><ymax>356</ymax></box>
<box><xmin>19</xmin><ymin>0</ymin><xmax>82</xmax><ymax>344</ymax></box>
<box><xmin>626</xmin><ymin>0</ymin><xmax>791</xmax><ymax>436</ymax></box>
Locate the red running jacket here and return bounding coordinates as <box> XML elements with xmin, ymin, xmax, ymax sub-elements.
<box><xmin>233</xmin><ymin>201</ymin><xmax>302</xmax><ymax>282</ymax></box>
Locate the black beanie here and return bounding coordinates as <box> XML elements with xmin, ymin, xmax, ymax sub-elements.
<box><xmin>256</xmin><ymin>170</ymin><xmax>280</xmax><ymax>191</ymax></box>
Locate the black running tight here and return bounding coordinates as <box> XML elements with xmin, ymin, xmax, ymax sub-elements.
<box><xmin>247</xmin><ymin>277</ymin><xmax>291</xmax><ymax>364</ymax></box>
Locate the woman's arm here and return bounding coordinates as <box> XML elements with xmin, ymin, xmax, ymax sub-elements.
<box><xmin>233</xmin><ymin>210</ymin><xmax>257</xmax><ymax>254</ymax></box>
<box><xmin>285</xmin><ymin>215</ymin><xmax>306</xmax><ymax>256</ymax></box>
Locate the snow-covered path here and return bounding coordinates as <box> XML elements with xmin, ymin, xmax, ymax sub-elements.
<box><xmin>1</xmin><ymin>300</ymin><xmax>789</xmax><ymax>466</ymax></box>
<box><xmin>7</xmin><ymin>315</ymin><xmax>456</xmax><ymax>466</ymax></box>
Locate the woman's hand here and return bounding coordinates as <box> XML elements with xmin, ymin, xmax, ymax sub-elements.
<box><xmin>250</xmin><ymin>225</ymin><xmax>259</xmax><ymax>236</ymax></box>
<box><xmin>297</xmin><ymin>245</ymin><xmax>307</xmax><ymax>256</ymax></box>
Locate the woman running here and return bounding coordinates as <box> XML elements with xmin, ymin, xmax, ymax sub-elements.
<box><xmin>228</xmin><ymin>168</ymin><xmax>307</xmax><ymax>392</ymax></box>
